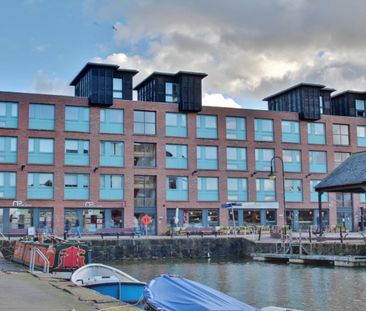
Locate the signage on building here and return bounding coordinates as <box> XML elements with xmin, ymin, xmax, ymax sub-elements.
<box><xmin>222</xmin><ymin>202</ymin><xmax>279</xmax><ymax>209</ymax></box>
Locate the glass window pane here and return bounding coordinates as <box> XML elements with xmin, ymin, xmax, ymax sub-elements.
<box><xmin>39</xmin><ymin>139</ymin><xmax>53</xmax><ymax>153</ymax></box>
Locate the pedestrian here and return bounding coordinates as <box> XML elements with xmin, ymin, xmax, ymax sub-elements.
<box><xmin>75</xmin><ymin>219</ymin><xmax>81</xmax><ymax>238</ymax></box>
<box><xmin>64</xmin><ymin>219</ymin><xmax>70</xmax><ymax>239</ymax></box>
<box><xmin>133</xmin><ymin>216</ymin><xmax>140</xmax><ymax>237</ymax></box>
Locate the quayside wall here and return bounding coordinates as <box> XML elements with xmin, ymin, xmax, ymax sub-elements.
<box><xmin>2</xmin><ymin>237</ymin><xmax>366</xmax><ymax>261</ymax></box>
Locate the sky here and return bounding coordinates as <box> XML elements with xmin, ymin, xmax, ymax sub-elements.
<box><xmin>1</xmin><ymin>0</ymin><xmax>366</xmax><ymax>110</ymax></box>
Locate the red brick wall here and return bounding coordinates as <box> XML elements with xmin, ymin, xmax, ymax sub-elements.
<box><xmin>0</xmin><ymin>91</ymin><xmax>366</xmax><ymax>234</ymax></box>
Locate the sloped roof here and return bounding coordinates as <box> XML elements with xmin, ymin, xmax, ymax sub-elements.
<box><xmin>315</xmin><ymin>151</ymin><xmax>366</xmax><ymax>193</ymax></box>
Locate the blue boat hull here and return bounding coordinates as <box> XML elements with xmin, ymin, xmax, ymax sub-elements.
<box><xmin>88</xmin><ymin>282</ymin><xmax>145</xmax><ymax>303</ymax></box>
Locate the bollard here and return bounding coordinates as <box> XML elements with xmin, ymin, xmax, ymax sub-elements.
<box><xmin>64</xmin><ymin>230</ymin><xmax>67</xmax><ymax>240</ymax></box>
<box><xmin>340</xmin><ymin>229</ymin><xmax>343</xmax><ymax>244</ymax></box>
<box><xmin>258</xmin><ymin>227</ymin><xmax>262</xmax><ymax>241</ymax></box>
<box><xmin>308</xmin><ymin>227</ymin><xmax>312</xmax><ymax>243</ymax></box>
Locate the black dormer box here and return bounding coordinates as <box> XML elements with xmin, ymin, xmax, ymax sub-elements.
<box><xmin>331</xmin><ymin>91</ymin><xmax>366</xmax><ymax>117</ymax></box>
<box><xmin>134</xmin><ymin>71</ymin><xmax>207</xmax><ymax>112</ymax></box>
<box><xmin>263</xmin><ymin>83</ymin><xmax>334</xmax><ymax>120</ymax></box>
<box><xmin>70</xmin><ymin>63</ymin><xmax>138</xmax><ymax>106</ymax></box>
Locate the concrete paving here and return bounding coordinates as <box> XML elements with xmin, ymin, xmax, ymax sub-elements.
<box><xmin>0</xmin><ymin>271</ymin><xmax>99</xmax><ymax>311</ymax></box>
<box><xmin>0</xmin><ymin>257</ymin><xmax>140</xmax><ymax>311</ymax></box>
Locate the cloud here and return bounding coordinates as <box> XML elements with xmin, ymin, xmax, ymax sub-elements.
<box><xmin>85</xmin><ymin>0</ymin><xmax>366</xmax><ymax>108</ymax></box>
<box><xmin>32</xmin><ymin>70</ymin><xmax>73</xmax><ymax>96</ymax></box>
<box><xmin>33</xmin><ymin>44</ymin><xmax>48</xmax><ymax>53</ymax></box>
<box><xmin>203</xmin><ymin>93</ymin><xmax>241</xmax><ymax>109</ymax></box>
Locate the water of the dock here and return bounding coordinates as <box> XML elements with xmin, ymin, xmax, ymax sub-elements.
<box><xmin>0</xmin><ymin>257</ymin><xmax>140</xmax><ymax>311</ymax></box>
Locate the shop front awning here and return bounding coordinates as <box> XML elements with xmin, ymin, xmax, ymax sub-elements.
<box><xmin>224</xmin><ymin>202</ymin><xmax>279</xmax><ymax>209</ymax></box>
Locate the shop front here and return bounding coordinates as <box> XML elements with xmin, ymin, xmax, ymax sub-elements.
<box><xmin>226</xmin><ymin>202</ymin><xmax>278</xmax><ymax>227</ymax></box>
<box><xmin>64</xmin><ymin>208</ymin><xmax>124</xmax><ymax>234</ymax></box>
<box><xmin>166</xmin><ymin>208</ymin><xmax>220</xmax><ymax>228</ymax></box>
<box><xmin>0</xmin><ymin>207</ymin><xmax>53</xmax><ymax>233</ymax></box>
<box><xmin>286</xmin><ymin>209</ymin><xmax>329</xmax><ymax>231</ymax></box>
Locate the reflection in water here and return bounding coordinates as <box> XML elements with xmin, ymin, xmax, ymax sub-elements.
<box><xmin>111</xmin><ymin>259</ymin><xmax>366</xmax><ymax>311</ymax></box>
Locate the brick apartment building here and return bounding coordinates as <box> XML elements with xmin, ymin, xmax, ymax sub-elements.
<box><xmin>1</xmin><ymin>62</ymin><xmax>366</xmax><ymax>235</ymax></box>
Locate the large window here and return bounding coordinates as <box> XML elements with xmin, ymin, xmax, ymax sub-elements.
<box><xmin>196</xmin><ymin>115</ymin><xmax>218</xmax><ymax>139</ymax></box>
<box><xmin>134</xmin><ymin>175</ymin><xmax>156</xmax><ymax>208</ymax></box>
<box><xmin>310</xmin><ymin>180</ymin><xmax>328</xmax><ymax>202</ymax></box>
<box><xmin>357</xmin><ymin>126</ymin><xmax>366</xmax><ymax>147</ymax></box>
<box><xmin>334</xmin><ymin>152</ymin><xmax>350</xmax><ymax>169</ymax></box>
<box><xmin>284</xmin><ymin>179</ymin><xmax>303</xmax><ymax>202</ymax></box>
<box><xmin>166</xmin><ymin>176</ymin><xmax>188</xmax><ymax>201</ymax></box>
<box><xmin>332</xmin><ymin>124</ymin><xmax>349</xmax><ymax>145</ymax></box>
<box><xmin>100</xmin><ymin>141</ymin><xmax>124</xmax><ymax>167</ymax></box>
<box><xmin>254</xmin><ymin>119</ymin><xmax>274</xmax><ymax>142</ymax></box>
<box><xmin>99</xmin><ymin>175</ymin><xmax>124</xmax><ymax>200</ymax></box>
<box><xmin>27</xmin><ymin>173</ymin><xmax>54</xmax><ymax>199</ymax></box>
<box><xmin>113</xmin><ymin>78</ymin><xmax>123</xmax><ymax>99</ymax></box>
<box><xmin>65</xmin><ymin>106</ymin><xmax>90</xmax><ymax>132</ymax></box>
<box><xmin>100</xmin><ymin>108</ymin><xmax>123</xmax><ymax>134</ymax></box>
<box><xmin>256</xmin><ymin>179</ymin><xmax>275</xmax><ymax>201</ymax></box>
<box><xmin>28</xmin><ymin>138</ymin><xmax>54</xmax><ymax>165</ymax></box>
<box><xmin>166</xmin><ymin>144</ymin><xmax>188</xmax><ymax>169</ymax></box>
<box><xmin>226</xmin><ymin>116</ymin><xmax>246</xmax><ymax>140</ymax></box>
<box><xmin>64</xmin><ymin>139</ymin><xmax>89</xmax><ymax>166</ymax></box>
<box><xmin>134</xmin><ymin>110</ymin><xmax>156</xmax><ymax>135</ymax></box>
<box><xmin>282</xmin><ymin>149</ymin><xmax>301</xmax><ymax>172</ymax></box>
<box><xmin>0</xmin><ymin>172</ymin><xmax>16</xmax><ymax>199</ymax></box>
<box><xmin>134</xmin><ymin>143</ymin><xmax>156</xmax><ymax>167</ymax></box>
<box><xmin>227</xmin><ymin>147</ymin><xmax>247</xmax><ymax>171</ymax></box>
<box><xmin>165</xmin><ymin>112</ymin><xmax>187</xmax><ymax>137</ymax></box>
<box><xmin>309</xmin><ymin>151</ymin><xmax>327</xmax><ymax>173</ymax></box>
<box><xmin>227</xmin><ymin>178</ymin><xmax>247</xmax><ymax>201</ymax></box>
<box><xmin>308</xmin><ymin>122</ymin><xmax>325</xmax><ymax>145</ymax></box>
<box><xmin>197</xmin><ymin>177</ymin><xmax>219</xmax><ymax>201</ymax></box>
<box><xmin>255</xmin><ymin>148</ymin><xmax>274</xmax><ymax>171</ymax></box>
<box><xmin>29</xmin><ymin>103</ymin><xmax>55</xmax><ymax>130</ymax></box>
<box><xmin>64</xmin><ymin>174</ymin><xmax>89</xmax><ymax>200</ymax></box>
<box><xmin>197</xmin><ymin>146</ymin><xmax>218</xmax><ymax>170</ymax></box>
<box><xmin>0</xmin><ymin>102</ymin><xmax>18</xmax><ymax>128</ymax></box>
<box><xmin>165</xmin><ymin>82</ymin><xmax>178</xmax><ymax>103</ymax></box>
<box><xmin>281</xmin><ymin>120</ymin><xmax>300</xmax><ymax>143</ymax></box>
<box><xmin>0</xmin><ymin>136</ymin><xmax>17</xmax><ymax>163</ymax></box>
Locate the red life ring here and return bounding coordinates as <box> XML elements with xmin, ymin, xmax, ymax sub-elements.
<box><xmin>141</xmin><ymin>215</ymin><xmax>152</xmax><ymax>226</ymax></box>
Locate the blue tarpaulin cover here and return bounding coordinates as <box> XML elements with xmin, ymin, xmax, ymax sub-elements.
<box><xmin>144</xmin><ymin>274</ymin><xmax>260</xmax><ymax>311</ymax></box>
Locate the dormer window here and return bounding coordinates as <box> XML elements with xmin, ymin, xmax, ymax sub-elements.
<box><xmin>319</xmin><ymin>96</ymin><xmax>324</xmax><ymax>114</ymax></box>
<box><xmin>113</xmin><ymin>78</ymin><xmax>123</xmax><ymax>99</ymax></box>
<box><xmin>356</xmin><ymin>99</ymin><xmax>366</xmax><ymax>117</ymax></box>
<box><xmin>165</xmin><ymin>82</ymin><xmax>178</xmax><ymax>103</ymax></box>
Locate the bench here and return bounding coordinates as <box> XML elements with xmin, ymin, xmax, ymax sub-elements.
<box><xmin>97</xmin><ymin>227</ymin><xmax>135</xmax><ymax>239</ymax></box>
<box><xmin>180</xmin><ymin>227</ymin><xmax>218</xmax><ymax>237</ymax></box>
<box><xmin>7</xmin><ymin>228</ymin><xmax>27</xmax><ymax>239</ymax></box>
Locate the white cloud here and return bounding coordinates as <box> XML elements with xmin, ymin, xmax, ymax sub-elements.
<box><xmin>32</xmin><ymin>70</ymin><xmax>73</xmax><ymax>96</ymax></box>
<box><xmin>203</xmin><ymin>93</ymin><xmax>241</xmax><ymax>109</ymax></box>
<box><xmin>33</xmin><ymin>44</ymin><xmax>48</xmax><ymax>53</ymax></box>
<box><xmin>85</xmin><ymin>0</ymin><xmax>366</xmax><ymax>108</ymax></box>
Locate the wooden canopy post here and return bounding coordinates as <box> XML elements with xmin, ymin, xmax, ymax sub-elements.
<box><xmin>318</xmin><ymin>192</ymin><xmax>323</xmax><ymax>236</ymax></box>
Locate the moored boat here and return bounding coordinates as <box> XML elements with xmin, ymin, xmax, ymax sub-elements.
<box><xmin>13</xmin><ymin>240</ymin><xmax>90</xmax><ymax>271</ymax></box>
<box><xmin>144</xmin><ymin>274</ymin><xmax>260</xmax><ymax>311</ymax></box>
<box><xmin>71</xmin><ymin>263</ymin><xmax>145</xmax><ymax>304</ymax></box>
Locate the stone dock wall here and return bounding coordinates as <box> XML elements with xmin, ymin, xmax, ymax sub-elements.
<box><xmin>2</xmin><ymin>237</ymin><xmax>366</xmax><ymax>261</ymax></box>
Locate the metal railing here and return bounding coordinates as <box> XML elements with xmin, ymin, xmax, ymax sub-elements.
<box><xmin>29</xmin><ymin>247</ymin><xmax>50</xmax><ymax>274</ymax></box>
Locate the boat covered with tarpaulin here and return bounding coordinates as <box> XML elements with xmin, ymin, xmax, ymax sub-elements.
<box><xmin>144</xmin><ymin>274</ymin><xmax>260</xmax><ymax>311</ymax></box>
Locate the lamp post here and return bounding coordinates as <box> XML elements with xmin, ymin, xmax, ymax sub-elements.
<box><xmin>268</xmin><ymin>156</ymin><xmax>287</xmax><ymax>228</ymax></box>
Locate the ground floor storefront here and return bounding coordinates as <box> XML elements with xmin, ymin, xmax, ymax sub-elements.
<box><xmin>0</xmin><ymin>201</ymin><xmax>362</xmax><ymax>235</ymax></box>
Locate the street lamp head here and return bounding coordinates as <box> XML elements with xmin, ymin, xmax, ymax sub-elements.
<box><xmin>268</xmin><ymin>167</ymin><xmax>276</xmax><ymax>180</ymax></box>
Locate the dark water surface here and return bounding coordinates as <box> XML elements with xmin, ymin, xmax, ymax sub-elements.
<box><xmin>111</xmin><ymin>259</ymin><xmax>366</xmax><ymax>311</ymax></box>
